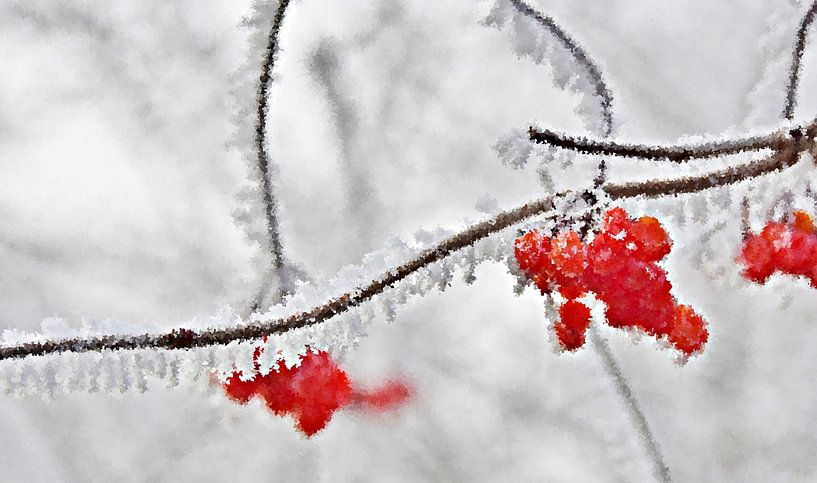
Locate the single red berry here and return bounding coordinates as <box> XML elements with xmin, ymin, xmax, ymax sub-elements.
<box><xmin>550</xmin><ymin>231</ymin><xmax>586</xmax><ymax>279</ymax></box>
<box><xmin>555</xmin><ymin>300</ymin><xmax>592</xmax><ymax>351</ymax></box>
<box><xmin>629</xmin><ymin>216</ymin><xmax>672</xmax><ymax>262</ymax></box>
<box><xmin>668</xmin><ymin>305</ymin><xmax>708</xmax><ymax>355</ymax></box>
<box><xmin>738</xmin><ymin>234</ymin><xmax>776</xmax><ymax>283</ymax></box>
<box><xmin>351</xmin><ymin>380</ymin><xmax>412</xmax><ymax>411</ymax></box>
<box><xmin>514</xmin><ymin>229</ymin><xmax>555</xmax><ymax>293</ymax></box>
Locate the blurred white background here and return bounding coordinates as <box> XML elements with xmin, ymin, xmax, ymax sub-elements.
<box><xmin>2</xmin><ymin>0</ymin><xmax>817</xmax><ymax>480</ymax></box>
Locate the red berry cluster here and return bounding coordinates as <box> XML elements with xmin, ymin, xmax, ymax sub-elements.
<box><xmin>738</xmin><ymin>210</ymin><xmax>817</xmax><ymax>287</ymax></box>
<box><xmin>224</xmin><ymin>343</ymin><xmax>410</xmax><ymax>436</ymax></box>
<box><xmin>514</xmin><ymin>207</ymin><xmax>708</xmax><ymax>356</ymax></box>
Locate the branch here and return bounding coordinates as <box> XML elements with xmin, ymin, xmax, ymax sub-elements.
<box><xmin>528</xmin><ymin>126</ymin><xmax>784</xmax><ymax>162</ymax></box>
<box><xmin>507</xmin><ymin>0</ymin><xmax>613</xmax><ymax>183</ymax></box>
<box><xmin>508</xmin><ymin>0</ymin><xmax>613</xmax><ymax>138</ymax></box>
<box><xmin>603</xmin><ymin>135</ymin><xmax>804</xmax><ymax>198</ymax></box>
<box><xmin>252</xmin><ymin>0</ymin><xmax>292</xmax><ymax>308</ymax></box>
<box><xmin>1</xmin><ymin>126</ymin><xmax>813</xmax><ymax>362</ymax></box>
<box><xmin>588</xmin><ymin>325</ymin><xmax>671</xmax><ymax>483</ymax></box>
<box><xmin>784</xmin><ymin>0</ymin><xmax>817</xmax><ymax>120</ymax></box>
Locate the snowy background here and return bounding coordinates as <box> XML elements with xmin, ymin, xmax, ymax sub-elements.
<box><xmin>2</xmin><ymin>0</ymin><xmax>817</xmax><ymax>480</ymax></box>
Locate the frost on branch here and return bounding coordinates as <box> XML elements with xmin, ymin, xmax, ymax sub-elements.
<box><xmin>485</xmin><ymin>0</ymin><xmax>611</xmax><ymax>180</ymax></box>
<box><xmin>0</xmin><ymin>212</ymin><xmax>544</xmax><ymax>396</ymax></box>
<box><xmin>514</xmin><ymin>207</ymin><xmax>708</xmax><ymax>356</ymax></box>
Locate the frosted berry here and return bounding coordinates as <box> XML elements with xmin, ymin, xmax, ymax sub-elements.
<box><xmin>224</xmin><ymin>345</ymin><xmax>410</xmax><ymax>436</ymax></box>
<box><xmin>514</xmin><ymin>207</ymin><xmax>708</xmax><ymax>356</ymax></box>
<box><xmin>739</xmin><ymin>210</ymin><xmax>817</xmax><ymax>288</ymax></box>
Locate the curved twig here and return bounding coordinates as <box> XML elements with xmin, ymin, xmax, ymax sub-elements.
<box><xmin>784</xmin><ymin>0</ymin><xmax>817</xmax><ymax>120</ymax></box>
<box><xmin>588</xmin><ymin>325</ymin><xmax>671</xmax><ymax>483</ymax></box>
<box><xmin>252</xmin><ymin>0</ymin><xmax>292</xmax><ymax>309</ymax></box>
<box><xmin>507</xmin><ymin>0</ymin><xmax>612</xmax><ymax>183</ymax></box>
<box><xmin>0</xmin><ymin>126</ymin><xmax>812</xmax><ymax>362</ymax></box>
<box><xmin>528</xmin><ymin>126</ymin><xmax>782</xmax><ymax>162</ymax></box>
<box><xmin>507</xmin><ymin>0</ymin><xmax>613</xmax><ymax>138</ymax></box>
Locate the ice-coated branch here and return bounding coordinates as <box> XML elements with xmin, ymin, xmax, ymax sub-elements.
<box><xmin>507</xmin><ymin>0</ymin><xmax>613</xmax><ymax>138</ymax></box>
<box><xmin>784</xmin><ymin>0</ymin><xmax>817</xmax><ymax>120</ymax></box>
<box><xmin>504</xmin><ymin>0</ymin><xmax>613</xmax><ymax>183</ymax></box>
<box><xmin>252</xmin><ymin>0</ymin><xmax>292</xmax><ymax>307</ymax></box>
<box><xmin>528</xmin><ymin>125</ymin><xmax>785</xmax><ymax>162</ymax></box>
<box><xmin>588</xmin><ymin>325</ymin><xmax>671</xmax><ymax>483</ymax></box>
<box><xmin>1</xmin><ymin>124</ymin><xmax>815</xmax><ymax>362</ymax></box>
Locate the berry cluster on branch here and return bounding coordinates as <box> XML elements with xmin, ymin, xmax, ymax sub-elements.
<box><xmin>514</xmin><ymin>207</ymin><xmax>708</xmax><ymax>355</ymax></box>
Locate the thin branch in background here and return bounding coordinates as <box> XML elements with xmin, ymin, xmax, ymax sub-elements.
<box><xmin>589</xmin><ymin>325</ymin><xmax>671</xmax><ymax>483</ymax></box>
<box><xmin>528</xmin><ymin>126</ymin><xmax>782</xmax><ymax>162</ymax></box>
<box><xmin>784</xmin><ymin>0</ymin><xmax>817</xmax><ymax>120</ymax></box>
<box><xmin>508</xmin><ymin>0</ymin><xmax>612</xmax><ymax>183</ymax></box>
<box><xmin>251</xmin><ymin>0</ymin><xmax>292</xmax><ymax>310</ymax></box>
<box><xmin>0</xmin><ymin>125</ymin><xmax>813</xmax><ymax>361</ymax></box>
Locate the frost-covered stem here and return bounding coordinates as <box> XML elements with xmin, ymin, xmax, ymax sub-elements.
<box><xmin>252</xmin><ymin>0</ymin><xmax>292</xmax><ymax>309</ymax></box>
<box><xmin>605</xmin><ymin>128</ymin><xmax>809</xmax><ymax>198</ymax></box>
<box><xmin>1</xmin><ymin>131</ymin><xmax>814</xmax><ymax>361</ymax></box>
<box><xmin>588</xmin><ymin>325</ymin><xmax>671</xmax><ymax>483</ymax></box>
<box><xmin>508</xmin><ymin>0</ymin><xmax>612</xmax><ymax>182</ymax></box>
<box><xmin>528</xmin><ymin>126</ymin><xmax>782</xmax><ymax>162</ymax></box>
<box><xmin>508</xmin><ymin>0</ymin><xmax>613</xmax><ymax>137</ymax></box>
<box><xmin>741</xmin><ymin>195</ymin><xmax>751</xmax><ymax>238</ymax></box>
<box><xmin>784</xmin><ymin>0</ymin><xmax>817</xmax><ymax>120</ymax></box>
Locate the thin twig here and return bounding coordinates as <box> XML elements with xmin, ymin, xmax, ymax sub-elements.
<box><xmin>251</xmin><ymin>0</ymin><xmax>292</xmax><ymax>310</ymax></box>
<box><xmin>508</xmin><ymin>0</ymin><xmax>612</xmax><ymax>184</ymax></box>
<box><xmin>589</xmin><ymin>325</ymin><xmax>671</xmax><ymax>483</ymax></box>
<box><xmin>604</xmin><ymin>136</ymin><xmax>804</xmax><ymax>198</ymax></box>
<box><xmin>507</xmin><ymin>0</ymin><xmax>613</xmax><ymax>138</ymax></box>
<box><xmin>784</xmin><ymin>0</ymin><xmax>817</xmax><ymax>120</ymax></box>
<box><xmin>0</xmin><ymin>126</ymin><xmax>813</xmax><ymax>361</ymax></box>
<box><xmin>528</xmin><ymin>126</ymin><xmax>781</xmax><ymax>162</ymax></box>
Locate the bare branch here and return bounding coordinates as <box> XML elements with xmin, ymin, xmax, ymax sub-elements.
<box><xmin>604</xmin><ymin>137</ymin><xmax>804</xmax><ymax>199</ymax></box>
<box><xmin>528</xmin><ymin>126</ymin><xmax>783</xmax><ymax>162</ymax></box>
<box><xmin>507</xmin><ymin>0</ymin><xmax>613</xmax><ymax>183</ymax></box>
<box><xmin>507</xmin><ymin>0</ymin><xmax>613</xmax><ymax>138</ymax></box>
<box><xmin>784</xmin><ymin>0</ymin><xmax>817</xmax><ymax>120</ymax></box>
<box><xmin>252</xmin><ymin>0</ymin><xmax>292</xmax><ymax>308</ymax></box>
<box><xmin>1</xmin><ymin>125</ymin><xmax>814</xmax><ymax>362</ymax></box>
<box><xmin>588</xmin><ymin>325</ymin><xmax>671</xmax><ymax>483</ymax></box>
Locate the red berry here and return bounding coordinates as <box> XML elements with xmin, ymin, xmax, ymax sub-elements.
<box><xmin>629</xmin><ymin>216</ymin><xmax>672</xmax><ymax>262</ymax></box>
<box><xmin>555</xmin><ymin>300</ymin><xmax>592</xmax><ymax>351</ymax></box>
<box><xmin>668</xmin><ymin>305</ymin><xmax>708</xmax><ymax>355</ymax></box>
<box><xmin>223</xmin><ymin>346</ymin><xmax>410</xmax><ymax>436</ymax></box>
<box><xmin>514</xmin><ymin>230</ymin><xmax>555</xmax><ymax>293</ymax></box>
<box><xmin>514</xmin><ymin>207</ymin><xmax>708</xmax><ymax>356</ymax></box>
<box><xmin>550</xmin><ymin>231</ymin><xmax>586</xmax><ymax>279</ymax></box>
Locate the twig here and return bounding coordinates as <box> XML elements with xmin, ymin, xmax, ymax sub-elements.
<box><xmin>604</xmin><ymin>136</ymin><xmax>804</xmax><ymax>198</ymax></box>
<box><xmin>784</xmin><ymin>0</ymin><xmax>817</xmax><ymax>120</ymax></box>
<box><xmin>0</xmin><ymin>126</ymin><xmax>813</xmax><ymax>361</ymax></box>
<box><xmin>507</xmin><ymin>0</ymin><xmax>613</xmax><ymax>138</ymax></box>
<box><xmin>589</xmin><ymin>325</ymin><xmax>671</xmax><ymax>483</ymax></box>
<box><xmin>251</xmin><ymin>0</ymin><xmax>292</xmax><ymax>309</ymax></box>
<box><xmin>528</xmin><ymin>126</ymin><xmax>782</xmax><ymax>162</ymax></box>
<box><xmin>508</xmin><ymin>0</ymin><xmax>612</xmax><ymax>184</ymax></box>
